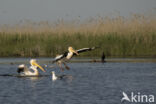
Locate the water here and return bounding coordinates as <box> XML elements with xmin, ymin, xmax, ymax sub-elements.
<box><xmin>0</xmin><ymin>58</ymin><xmax>156</xmax><ymax>104</ymax></box>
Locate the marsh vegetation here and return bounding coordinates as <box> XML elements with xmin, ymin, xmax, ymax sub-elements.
<box><xmin>0</xmin><ymin>14</ymin><xmax>156</xmax><ymax>57</ymax></box>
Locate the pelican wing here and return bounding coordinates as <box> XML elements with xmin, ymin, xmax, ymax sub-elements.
<box><xmin>74</xmin><ymin>47</ymin><xmax>98</xmax><ymax>55</ymax></box>
<box><xmin>17</xmin><ymin>66</ymin><xmax>29</xmax><ymax>73</ymax></box>
<box><xmin>52</xmin><ymin>52</ymin><xmax>68</xmax><ymax>63</ymax></box>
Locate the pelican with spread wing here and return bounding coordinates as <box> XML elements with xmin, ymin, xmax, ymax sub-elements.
<box><xmin>52</xmin><ymin>46</ymin><xmax>98</xmax><ymax>71</ymax></box>
<box><xmin>17</xmin><ymin>59</ymin><xmax>46</xmax><ymax>76</ymax></box>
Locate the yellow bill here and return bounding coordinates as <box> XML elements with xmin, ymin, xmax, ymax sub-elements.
<box><xmin>32</xmin><ymin>61</ymin><xmax>46</xmax><ymax>72</ymax></box>
<box><xmin>73</xmin><ymin>50</ymin><xmax>79</xmax><ymax>55</ymax></box>
<box><xmin>71</xmin><ymin>48</ymin><xmax>79</xmax><ymax>55</ymax></box>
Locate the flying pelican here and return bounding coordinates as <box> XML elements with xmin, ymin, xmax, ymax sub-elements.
<box><xmin>51</xmin><ymin>71</ymin><xmax>73</xmax><ymax>81</ymax></box>
<box><xmin>52</xmin><ymin>46</ymin><xmax>98</xmax><ymax>71</ymax></box>
<box><xmin>17</xmin><ymin>59</ymin><xmax>46</xmax><ymax>76</ymax></box>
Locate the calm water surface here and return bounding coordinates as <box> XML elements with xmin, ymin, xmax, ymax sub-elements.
<box><xmin>0</xmin><ymin>58</ymin><xmax>156</xmax><ymax>104</ymax></box>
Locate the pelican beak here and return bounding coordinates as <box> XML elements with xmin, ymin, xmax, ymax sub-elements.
<box><xmin>32</xmin><ymin>62</ymin><xmax>46</xmax><ymax>72</ymax></box>
<box><xmin>73</xmin><ymin>49</ymin><xmax>79</xmax><ymax>55</ymax></box>
<box><xmin>69</xmin><ymin>47</ymin><xmax>79</xmax><ymax>55</ymax></box>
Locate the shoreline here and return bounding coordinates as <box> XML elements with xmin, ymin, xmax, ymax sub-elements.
<box><xmin>0</xmin><ymin>58</ymin><xmax>156</xmax><ymax>65</ymax></box>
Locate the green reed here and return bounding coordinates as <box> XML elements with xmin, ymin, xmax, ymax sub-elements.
<box><xmin>0</xmin><ymin>14</ymin><xmax>156</xmax><ymax>57</ymax></box>
<box><xmin>0</xmin><ymin>32</ymin><xmax>155</xmax><ymax>57</ymax></box>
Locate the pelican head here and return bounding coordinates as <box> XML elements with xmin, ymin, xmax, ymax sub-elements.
<box><xmin>68</xmin><ymin>47</ymin><xmax>79</xmax><ymax>55</ymax></box>
<box><xmin>30</xmin><ymin>59</ymin><xmax>46</xmax><ymax>72</ymax></box>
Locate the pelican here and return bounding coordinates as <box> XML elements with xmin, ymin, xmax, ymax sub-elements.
<box><xmin>52</xmin><ymin>46</ymin><xmax>98</xmax><ymax>71</ymax></box>
<box><xmin>17</xmin><ymin>59</ymin><xmax>46</xmax><ymax>76</ymax></box>
<box><xmin>51</xmin><ymin>71</ymin><xmax>73</xmax><ymax>81</ymax></box>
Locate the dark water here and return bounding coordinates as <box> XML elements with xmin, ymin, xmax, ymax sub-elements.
<box><xmin>0</xmin><ymin>58</ymin><xmax>156</xmax><ymax>104</ymax></box>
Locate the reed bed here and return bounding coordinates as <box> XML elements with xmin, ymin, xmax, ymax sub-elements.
<box><xmin>0</xmin><ymin>14</ymin><xmax>156</xmax><ymax>57</ymax></box>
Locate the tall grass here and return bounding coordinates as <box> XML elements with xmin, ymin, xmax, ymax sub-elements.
<box><xmin>0</xmin><ymin>14</ymin><xmax>156</xmax><ymax>57</ymax></box>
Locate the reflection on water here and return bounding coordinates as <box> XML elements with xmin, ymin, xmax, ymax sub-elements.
<box><xmin>21</xmin><ymin>76</ymin><xmax>44</xmax><ymax>81</ymax></box>
<box><xmin>0</xmin><ymin>58</ymin><xmax>156</xmax><ymax>104</ymax></box>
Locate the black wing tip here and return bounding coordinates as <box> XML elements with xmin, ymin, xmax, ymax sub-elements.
<box><xmin>17</xmin><ymin>68</ymin><xmax>24</xmax><ymax>73</ymax></box>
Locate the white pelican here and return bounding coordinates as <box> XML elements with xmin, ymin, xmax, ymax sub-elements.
<box><xmin>51</xmin><ymin>71</ymin><xmax>73</xmax><ymax>81</ymax></box>
<box><xmin>17</xmin><ymin>59</ymin><xmax>46</xmax><ymax>76</ymax></box>
<box><xmin>52</xmin><ymin>46</ymin><xmax>98</xmax><ymax>71</ymax></box>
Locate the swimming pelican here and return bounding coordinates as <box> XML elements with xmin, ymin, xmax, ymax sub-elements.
<box><xmin>17</xmin><ymin>59</ymin><xmax>46</xmax><ymax>76</ymax></box>
<box><xmin>51</xmin><ymin>71</ymin><xmax>73</xmax><ymax>81</ymax></box>
<box><xmin>52</xmin><ymin>46</ymin><xmax>98</xmax><ymax>71</ymax></box>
